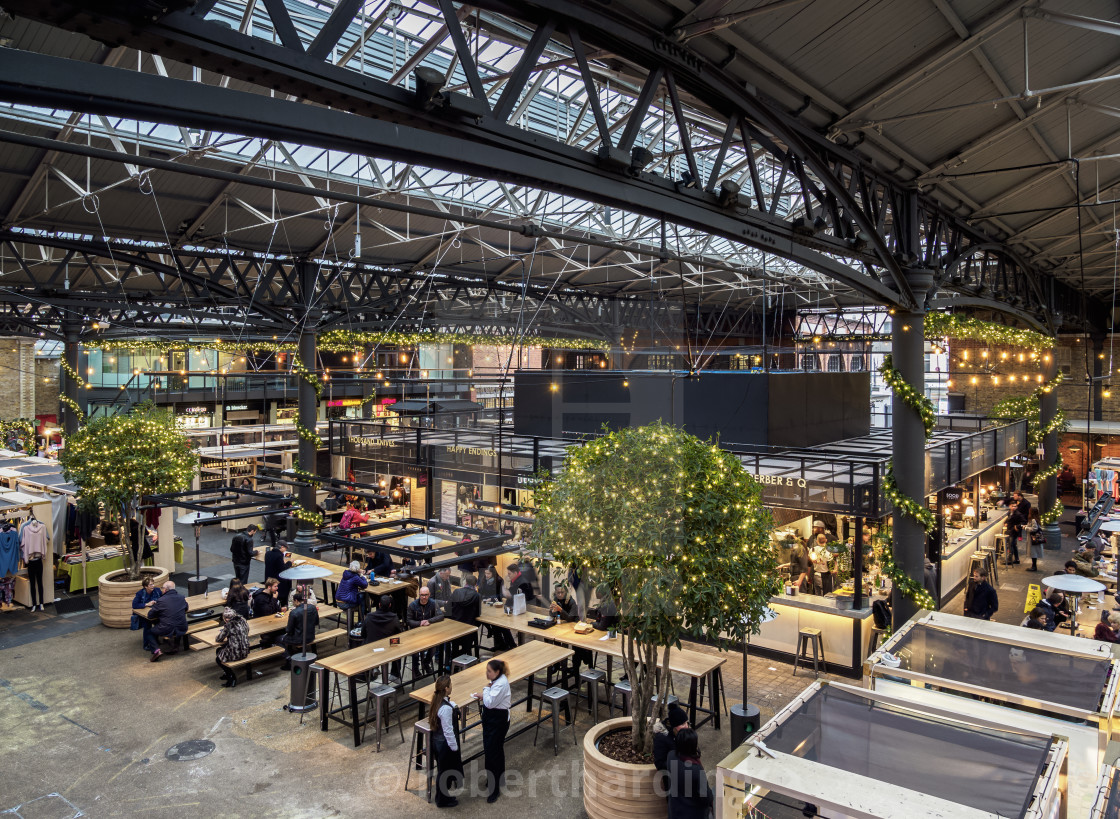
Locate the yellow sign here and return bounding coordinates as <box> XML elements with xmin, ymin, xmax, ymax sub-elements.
<box><xmin>1024</xmin><ymin>583</ymin><xmax>1042</xmax><ymax>614</ymax></box>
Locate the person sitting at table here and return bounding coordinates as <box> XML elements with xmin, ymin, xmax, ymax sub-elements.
<box><xmin>504</xmin><ymin>563</ymin><xmax>536</xmax><ymax>606</ymax></box>
<box><xmin>430</xmin><ymin>675</ymin><xmax>463</xmax><ymax>808</ymax></box>
<box><xmin>226</xmin><ymin>578</ymin><xmax>252</xmax><ymax>619</ymax></box>
<box><xmin>471</xmin><ymin>659</ymin><xmax>511</xmax><ymax>804</ymax></box>
<box><xmin>1068</xmin><ymin>550</ymin><xmax>1099</xmax><ymax>577</ymax></box>
<box><xmin>252</xmin><ymin>577</ymin><xmax>283</xmax><ymax>617</ymax></box>
<box><xmin>407</xmin><ymin>586</ymin><xmax>445</xmax><ymax>677</ymax></box>
<box><xmin>362</xmin><ymin>594</ymin><xmax>403</xmax><ymax>684</ymax></box>
<box><xmin>1024</xmin><ymin>607</ymin><xmax>1047</xmax><ymax>630</ymax></box>
<box><xmin>365</xmin><ymin>546</ymin><xmax>393</xmax><ymax>577</ymax></box>
<box><xmin>148</xmin><ymin>581</ymin><xmax>188</xmax><ymax>661</ymax></box>
<box><xmin>130</xmin><ymin>576</ymin><xmax>162</xmax><ymax>654</ymax></box>
<box><xmin>337</xmin><ymin>561</ymin><xmax>370</xmax><ymax>623</ymax></box>
<box><xmin>264</xmin><ymin>540</ymin><xmax>292</xmax><ymax>603</ymax></box>
<box><xmin>1095</xmin><ymin>611</ymin><xmax>1120</xmax><ymax>642</ymax></box>
<box><xmin>288</xmin><ymin>581</ymin><xmax>318</xmax><ymax>609</ymax></box>
<box><xmin>278</xmin><ymin>591</ymin><xmax>319</xmax><ymax>670</ymax></box>
<box><xmin>429</xmin><ymin>567</ymin><xmax>454</xmax><ymax>609</ymax></box>
<box><xmin>478</xmin><ymin>564</ymin><xmax>502</xmax><ymax>601</ymax></box>
<box><xmin>214</xmin><ymin>607</ymin><xmax>250</xmax><ymax>688</ymax></box>
<box><xmin>550</xmin><ymin>583</ymin><xmax>593</xmax><ymax>682</ymax></box>
<box><xmin>1037</xmin><ymin>592</ymin><xmax>1067</xmax><ymax>631</ymax></box>
<box><xmin>667</xmin><ymin>728</ymin><xmax>714</xmax><ymax>819</ymax></box>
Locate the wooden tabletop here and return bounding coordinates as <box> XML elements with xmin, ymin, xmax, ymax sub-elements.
<box><xmin>477</xmin><ymin>609</ymin><xmax>725</xmax><ymax>678</ymax></box>
<box><xmin>192</xmin><ymin>605</ymin><xmax>341</xmax><ymax>647</ymax></box>
<box><xmin>409</xmin><ymin>641</ymin><xmax>573</xmax><ymax>705</ymax></box>
<box><xmin>317</xmin><ymin>618</ymin><xmax>476</xmax><ymax>678</ymax></box>
<box><xmin>252</xmin><ymin>551</ymin><xmax>412</xmax><ymax>595</ymax></box>
<box><xmin>132</xmin><ymin>587</ymin><xmax>261</xmax><ymax>619</ymax></box>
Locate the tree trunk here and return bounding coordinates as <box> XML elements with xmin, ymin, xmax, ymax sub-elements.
<box><xmin>119</xmin><ymin>501</ymin><xmax>140</xmax><ymax>581</ymax></box>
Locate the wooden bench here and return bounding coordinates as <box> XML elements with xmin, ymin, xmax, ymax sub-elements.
<box><xmin>223</xmin><ymin>645</ymin><xmax>287</xmax><ymax>680</ymax></box>
<box><xmin>307</xmin><ymin>627</ymin><xmax>348</xmax><ymax>651</ymax></box>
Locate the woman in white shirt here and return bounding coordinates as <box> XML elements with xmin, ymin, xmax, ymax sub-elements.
<box><xmin>429</xmin><ymin>675</ymin><xmax>462</xmax><ymax>808</ymax></box>
<box><xmin>472</xmin><ymin>659</ymin><xmax>511</xmax><ymax>804</ymax></box>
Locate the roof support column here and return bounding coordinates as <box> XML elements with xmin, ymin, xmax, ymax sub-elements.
<box><xmin>62</xmin><ymin>324</ymin><xmax>85</xmax><ymax>436</ymax></box>
<box><xmin>293</xmin><ymin>261</ymin><xmax>320</xmax><ymax>552</ymax></box>
<box><xmin>890</xmin><ymin>269</ymin><xmax>932</xmax><ymax>628</ymax></box>
<box><xmin>1039</xmin><ymin>347</ymin><xmax>1061</xmax><ymax>550</ymax></box>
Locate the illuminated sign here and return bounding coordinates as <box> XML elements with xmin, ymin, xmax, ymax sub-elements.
<box><xmin>327</xmin><ymin>398</ymin><xmax>363</xmax><ymax>407</ymax></box>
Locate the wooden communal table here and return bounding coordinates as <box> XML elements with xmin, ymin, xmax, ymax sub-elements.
<box><xmin>477</xmin><ymin>609</ymin><xmax>727</xmax><ymax>729</ymax></box>
<box><xmin>252</xmin><ymin>552</ymin><xmax>412</xmax><ymax>609</ymax></box>
<box><xmin>409</xmin><ymin>641</ymin><xmax>573</xmax><ymax>763</ymax></box>
<box><xmin>191</xmin><ymin>605</ymin><xmax>341</xmax><ymax>647</ymax></box>
<box><xmin>316</xmin><ymin>619</ymin><xmax>477</xmax><ymax>747</ymax></box>
<box><xmin>132</xmin><ymin>586</ymin><xmax>262</xmax><ymax>621</ymax></box>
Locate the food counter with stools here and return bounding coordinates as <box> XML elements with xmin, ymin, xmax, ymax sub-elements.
<box><xmin>939</xmin><ymin>506</ymin><xmax>1007</xmax><ymax>606</ymax></box>
<box><xmin>749</xmin><ymin>592</ymin><xmax>878</xmax><ymax>677</ymax></box>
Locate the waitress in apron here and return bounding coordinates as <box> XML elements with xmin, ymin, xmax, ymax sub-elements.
<box><xmin>472</xmin><ymin>658</ymin><xmax>511</xmax><ymax>804</ymax></box>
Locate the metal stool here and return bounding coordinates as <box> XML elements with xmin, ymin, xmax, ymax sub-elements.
<box><xmin>404</xmin><ymin>719</ymin><xmax>435</xmax><ymax>802</ymax></box>
<box><xmin>610</xmin><ymin>679</ymin><xmax>633</xmax><ymax>716</ymax></box>
<box><xmin>348</xmin><ymin>626</ymin><xmax>363</xmax><ymax>650</ymax></box>
<box><xmin>793</xmin><ymin>627</ymin><xmax>825</xmax><ymax>677</ymax></box>
<box><xmin>362</xmin><ymin>683</ymin><xmax>404</xmax><ymax>752</ymax></box>
<box><xmin>579</xmin><ymin>668</ymin><xmax>611</xmax><ymax>721</ymax></box>
<box><xmin>533</xmin><ymin>687</ymin><xmax>577</xmax><ymax>755</ymax></box>
<box><xmin>993</xmin><ymin>533</ymin><xmax>1008</xmax><ymax>560</ymax></box>
<box><xmin>868</xmin><ymin>626</ymin><xmax>888</xmax><ymax>655</ymax></box>
<box><xmin>452</xmin><ymin>655</ymin><xmax>478</xmax><ymax>673</ymax></box>
<box><xmin>650</xmin><ymin>692</ymin><xmax>679</xmax><ymax>712</ymax></box>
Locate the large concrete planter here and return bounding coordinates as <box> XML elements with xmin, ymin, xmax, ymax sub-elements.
<box><xmin>98</xmin><ymin>567</ymin><xmax>169</xmax><ymax>628</ymax></box>
<box><xmin>583</xmin><ymin>717</ymin><xmax>667</xmax><ymax>819</ymax></box>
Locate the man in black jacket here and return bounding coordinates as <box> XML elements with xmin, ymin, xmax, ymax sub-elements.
<box><xmin>362</xmin><ymin>594</ymin><xmax>403</xmax><ymax>682</ymax></box>
<box><xmin>407</xmin><ymin>586</ymin><xmax>445</xmax><ymax>676</ymax></box>
<box><xmin>148</xmin><ymin>581</ymin><xmax>189</xmax><ymax>661</ymax></box>
<box><xmin>263</xmin><ymin>541</ymin><xmax>292</xmax><ymax>602</ymax></box>
<box><xmin>550</xmin><ymin>583</ymin><xmax>592</xmax><ymax>683</ymax></box>
<box><xmin>230</xmin><ymin>524</ymin><xmax>259</xmax><ymax>583</ymax></box>
<box><xmin>964</xmin><ymin>569</ymin><xmax>999</xmax><ymax>620</ymax></box>
<box><xmin>447</xmin><ymin>575</ymin><xmax>482</xmax><ymax>664</ymax></box>
<box><xmin>279</xmin><ymin>592</ymin><xmax>320</xmax><ymax>669</ymax></box>
<box><xmin>653</xmin><ymin>704</ymin><xmax>689</xmax><ymax>792</ymax></box>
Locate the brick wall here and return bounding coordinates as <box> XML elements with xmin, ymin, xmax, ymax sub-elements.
<box><xmin>35</xmin><ymin>357</ymin><xmax>59</xmax><ymax>420</ymax></box>
<box><xmin>0</xmin><ymin>338</ymin><xmax>36</xmax><ymax>419</ymax></box>
<box><xmin>947</xmin><ymin>339</ymin><xmax>1047</xmax><ymax>415</ymax></box>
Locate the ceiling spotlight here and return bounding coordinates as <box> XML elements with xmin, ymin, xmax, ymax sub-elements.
<box><xmin>629</xmin><ymin>145</ymin><xmax>654</xmax><ymax>173</ymax></box>
<box><xmin>717</xmin><ymin>179</ymin><xmax>740</xmax><ymax>209</ymax></box>
<box><xmin>413</xmin><ymin>65</ymin><xmax>447</xmax><ymax>110</ymax></box>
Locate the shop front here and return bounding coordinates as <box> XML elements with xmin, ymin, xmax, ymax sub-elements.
<box><xmin>223</xmin><ymin>400</ymin><xmax>264</xmax><ymax>425</ymax></box>
<box><xmin>174</xmin><ymin>402</ymin><xmax>215</xmax><ymax>429</ymax></box>
<box><xmin>326</xmin><ymin>397</ymin><xmax>364</xmax><ymax>419</ymax></box>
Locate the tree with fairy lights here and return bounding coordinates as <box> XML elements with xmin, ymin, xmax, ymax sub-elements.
<box><xmin>60</xmin><ymin>402</ymin><xmax>198</xmax><ymax>581</ymax></box>
<box><xmin>530</xmin><ymin>421</ymin><xmax>779</xmax><ymax>756</ymax></box>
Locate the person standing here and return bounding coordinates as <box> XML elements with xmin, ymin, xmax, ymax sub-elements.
<box><xmin>214</xmin><ymin>607</ymin><xmax>250</xmax><ymax>687</ymax></box>
<box><xmin>264</xmin><ymin>541</ymin><xmax>292</xmax><ymax>603</ymax></box>
<box><xmin>1004</xmin><ymin>507</ymin><xmax>1024</xmax><ymax>567</ymax></box>
<box><xmin>964</xmin><ymin>569</ymin><xmax>998</xmax><ymax>620</ymax></box>
<box><xmin>428</xmin><ymin>567</ymin><xmax>454</xmax><ymax>610</ymax></box>
<box><xmin>1025</xmin><ymin>509</ymin><xmax>1044</xmax><ymax>572</ymax></box>
<box><xmin>809</xmin><ymin>534</ymin><xmax>833</xmax><ymax>595</ymax></box>
<box><xmin>430</xmin><ymin>675</ymin><xmax>463</xmax><ymax>808</ymax></box>
<box><xmin>230</xmin><ymin>524</ymin><xmax>259</xmax><ymax>584</ymax></box>
<box><xmin>786</xmin><ymin>537</ymin><xmax>810</xmax><ymax>593</ymax></box>
<box><xmin>472</xmin><ymin>659</ymin><xmax>511</xmax><ymax>804</ymax></box>
<box><xmin>448</xmin><ymin>574</ymin><xmax>482</xmax><ymax>663</ymax></box>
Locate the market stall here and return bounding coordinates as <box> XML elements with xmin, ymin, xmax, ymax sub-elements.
<box><xmin>716</xmin><ymin>680</ymin><xmax>1067</xmax><ymax>819</ymax></box>
<box><xmin>1090</xmin><ymin>763</ymin><xmax>1120</xmax><ymax>819</ymax></box>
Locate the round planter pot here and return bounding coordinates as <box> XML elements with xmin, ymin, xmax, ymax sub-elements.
<box><xmin>97</xmin><ymin>567</ymin><xmax>170</xmax><ymax>628</ymax></box>
<box><xmin>583</xmin><ymin>717</ymin><xmax>667</xmax><ymax>819</ymax></box>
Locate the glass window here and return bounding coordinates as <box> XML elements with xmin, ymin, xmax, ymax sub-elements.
<box><xmin>850</xmin><ymin>354</ymin><xmax>865</xmax><ymax>372</ymax></box>
<box><xmin>800</xmin><ymin>354</ymin><xmax>818</xmax><ymax>371</ymax></box>
<box><xmin>827</xmin><ymin>354</ymin><xmax>843</xmax><ymax>372</ymax></box>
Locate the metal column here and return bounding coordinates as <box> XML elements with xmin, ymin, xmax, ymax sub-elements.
<box><xmin>1039</xmin><ymin>347</ymin><xmax>1061</xmax><ymax>550</ymax></box>
<box><xmin>890</xmin><ymin>298</ymin><xmax>928</xmax><ymax>628</ymax></box>
<box><xmin>293</xmin><ymin>260</ymin><xmax>321</xmax><ymax>552</ymax></box>
<box><xmin>62</xmin><ymin>325</ymin><xmax>84</xmax><ymax>434</ymax></box>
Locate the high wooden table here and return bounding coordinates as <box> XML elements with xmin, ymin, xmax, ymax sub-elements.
<box><xmin>132</xmin><ymin>587</ymin><xmax>261</xmax><ymax>621</ymax></box>
<box><xmin>316</xmin><ymin>619</ymin><xmax>477</xmax><ymax>747</ymax></box>
<box><xmin>191</xmin><ymin>605</ymin><xmax>341</xmax><ymax>647</ymax></box>
<box><xmin>409</xmin><ymin>641</ymin><xmax>573</xmax><ymax>763</ymax></box>
<box><xmin>477</xmin><ymin>609</ymin><xmax>727</xmax><ymax>729</ymax></box>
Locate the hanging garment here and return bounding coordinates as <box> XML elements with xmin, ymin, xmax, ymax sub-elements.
<box><xmin>19</xmin><ymin>520</ymin><xmax>48</xmax><ymax>562</ymax></box>
<box><xmin>49</xmin><ymin>494</ymin><xmax>65</xmax><ymax>555</ymax></box>
<box><xmin>0</xmin><ymin>526</ymin><xmax>19</xmax><ymax>575</ymax></box>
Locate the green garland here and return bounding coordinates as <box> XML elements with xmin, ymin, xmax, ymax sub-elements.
<box><xmin>799</xmin><ymin>314</ymin><xmax>1054</xmax><ymax>355</ymax></box>
<box><xmin>1040</xmin><ymin>501</ymin><xmax>1064</xmax><ymax>526</ymax></box>
<box><xmin>289</xmin><ymin>463</ymin><xmax>322</xmax><ymax>489</ymax></box>
<box><xmin>883</xmin><ymin>465</ymin><xmax>937</xmax><ymax>533</ymax></box>
<box><xmin>292</xmin><ymin>355</ymin><xmax>323</xmax><ymax>400</ymax></box>
<box><xmin>875</xmin><ymin>526</ymin><xmax>937</xmax><ymax>611</ymax></box>
<box><xmin>1034</xmin><ymin>454</ymin><xmax>1064</xmax><ymax>484</ymax></box>
<box><xmin>291</xmin><ymin>505</ymin><xmax>324</xmax><ymax>528</ymax></box>
<box><xmin>58</xmin><ymin>359</ymin><xmax>88</xmax><ymax>424</ymax></box>
<box><xmin>294</xmin><ymin>420</ymin><xmax>323</xmax><ymax>448</ymax></box>
<box><xmin>879</xmin><ymin>355</ymin><xmax>936</xmax><ymax>437</ymax></box>
<box><xmin>0</xmin><ymin>419</ymin><xmax>37</xmax><ymax>453</ymax></box>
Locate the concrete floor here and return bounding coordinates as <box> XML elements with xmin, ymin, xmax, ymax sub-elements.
<box><xmin>1</xmin><ymin>510</ymin><xmax>1084</xmax><ymax>818</ymax></box>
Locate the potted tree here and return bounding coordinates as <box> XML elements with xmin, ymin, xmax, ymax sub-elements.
<box><xmin>531</xmin><ymin>422</ymin><xmax>779</xmax><ymax>819</ymax></box>
<box><xmin>60</xmin><ymin>402</ymin><xmax>198</xmax><ymax>627</ymax></box>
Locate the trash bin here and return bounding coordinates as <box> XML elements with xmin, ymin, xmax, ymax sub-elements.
<box><xmin>288</xmin><ymin>652</ymin><xmax>318</xmax><ymax>713</ymax></box>
<box><xmin>730</xmin><ymin>703</ymin><xmax>761</xmax><ymax>748</ymax></box>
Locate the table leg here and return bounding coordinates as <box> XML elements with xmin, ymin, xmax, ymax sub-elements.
<box><xmin>349</xmin><ymin>677</ymin><xmax>362</xmax><ymax>747</ymax></box>
<box><xmin>527</xmin><ymin>674</ymin><xmax>535</xmax><ymax>712</ymax></box>
<box><xmin>319</xmin><ymin>666</ymin><xmax>330</xmax><ymax>731</ymax></box>
<box><xmin>709</xmin><ymin>669</ymin><xmax>722</xmax><ymax>730</ymax></box>
<box><xmin>687</xmin><ymin>676</ymin><xmax>698</xmax><ymax>727</ymax></box>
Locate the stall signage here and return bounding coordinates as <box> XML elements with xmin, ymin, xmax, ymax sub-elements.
<box><xmin>446</xmin><ymin>444</ymin><xmax>496</xmax><ymax>458</ymax></box>
<box><xmin>179</xmin><ymin>405</ymin><xmax>212</xmax><ymax>415</ymax></box>
<box><xmin>380</xmin><ymin>398</ymin><xmax>397</xmax><ymax>405</ymax></box>
<box><xmin>747</xmin><ymin>472</ymin><xmax>807</xmax><ymax>488</ymax></box>
<box><xmin>939</xmin><ymin>487</ymin><xmax>964</xmax><ymax>505</ymax></box>
<box><xmin>224</xmin><ymin>404</ymin><xmax>249</xmax><ymax>411</ymax></box>
<box><xmin>345</xmin><ymin>435</ymin><xmax>410</xmax><ymax>460</ymax></box>
<box><xmin>327</xmin><ymin>398</ymin><xmax>363</xmax><ymax>407</ymax></box>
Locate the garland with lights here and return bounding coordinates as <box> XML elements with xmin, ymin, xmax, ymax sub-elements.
<box><xmin>294</xmin><ymin>420</ymin><xmax>322</xmax><ymax>448</ymax></box>
<box><xmin>0</xmin><ymin>419</ymin><xmax>37</xmax><ymax>454</ymax></box>
<box><xmin>1040</xmin><ymin>501</ymin><xmax>1064</xmax><ymax>526</ymax></box>
<box><xmin>798</xmin><ymin>314</ymin><xmax>1054</xmax><ymax>355</ymax></box>
<box><xmin>58</xmin><ymin>358</ymin><xmax>88</xmax><ymax>424</ymax></box>
<box><xmin>1034</xmin><ymin>454</ymin><xmax>1064</xmax><ymax>485</ymax></box>
<box><xmin>289</xmin><ymin>463</ymin><xmax>322</xmax><ymax>489</ymax></box>
<box><xmin>883</xmin><ymin>465</ymin><xmax>936</xmax><ymax>533</ymax></box>
<box><xmin>291</xmin><ymin>505</ymin><xmax>324</xmax><ymax>528</ymax></box>
<box><xmin>879</xmin><ymin>355</ymin><xmax>936</xmax><ymax>437</ymax></box>
<box><xmin>291</xmin><ymin>355</ymin><xmax>323</xmax><ymax>400</ymax></box>
<box><xmin>874</xmin><ymin>525</ymin><xmax>937</xmax><ymax>611</ymax></box>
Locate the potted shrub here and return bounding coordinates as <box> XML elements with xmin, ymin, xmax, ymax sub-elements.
<box><xmin>60</xmin><ymin>402</ymin><xmax>198</xmax><ymax>626</ymax></box>
<box><xmin>531</xmin><ymin>422</ymin><xmax>779</xmax><ymax>819</ymax></box>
